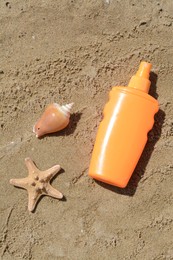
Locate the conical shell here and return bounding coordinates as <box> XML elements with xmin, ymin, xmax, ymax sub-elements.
<box><xmin>33</xmin><ymin>103</ymin><xmax>74</xmax><ymax>138</ymax></box>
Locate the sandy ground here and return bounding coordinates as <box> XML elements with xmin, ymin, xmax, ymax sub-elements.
<box><xmin>0</xmin><ymin>1</ymin><xmax>173</xmax><ymax>259</ymax></box>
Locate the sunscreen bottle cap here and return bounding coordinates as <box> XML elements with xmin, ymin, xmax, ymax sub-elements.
<box><xmin>128</xmin><ymin>61</ymin><xmax>152</xmax><ymax>93</ymax></box>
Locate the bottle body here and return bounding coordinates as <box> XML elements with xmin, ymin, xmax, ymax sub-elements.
<box><xmin>89</xmin><ymin>86</ymin><xmax>159</xmax><ymax>188</ymax></box>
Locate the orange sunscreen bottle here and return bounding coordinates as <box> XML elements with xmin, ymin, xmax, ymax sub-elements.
<box><xmin>89</xmin><ymin>61</ymin><xmax>159</xmax><ymax>188</ymax></box>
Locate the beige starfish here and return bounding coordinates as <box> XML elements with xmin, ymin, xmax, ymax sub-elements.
<box><xmin>10</xmin><ymin>157</ymin><xmax>63</xmax><ymax>212</ymax></box>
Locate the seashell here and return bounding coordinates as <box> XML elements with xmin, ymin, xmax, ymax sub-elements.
<box><xmin>33</xmin><ymin>103</ymin><xmax>74</xmax><ymax>138</ymax></box>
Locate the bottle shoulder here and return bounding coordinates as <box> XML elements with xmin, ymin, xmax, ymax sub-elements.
<box><xmin>111</xmin><ymin>86</ymin><xmax>159</xmax><ymax>106</ymax></box>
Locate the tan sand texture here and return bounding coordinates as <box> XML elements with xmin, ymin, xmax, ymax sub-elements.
<box><xmin>0</xmin><ymin>1</ymin><xmax>173</xmax><ymax>259</ymax></box>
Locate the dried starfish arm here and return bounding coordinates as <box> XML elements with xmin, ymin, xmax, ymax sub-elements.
<box><xmin>28</xmin><ymin>190</ymin><xmax>41</xmax><ymax>212</ymax></box>
<box><xmin>25</xmin><ymin>157</ymin><xmax>39</xmax><ymax>173</ymax></box>
<box><xmin>46</xmin><ymin>184</ymin><xmax>63</xmax><ymax>199</ymax></box>
<box><xmin>40</xmin><ymin>165</ymin><xmax>61</xmax><ymax>182</ymax></box>
<box><xmin>9</xmin><ymin>178</ymin><xmax>28</xmax><ymax>189</ymax></box>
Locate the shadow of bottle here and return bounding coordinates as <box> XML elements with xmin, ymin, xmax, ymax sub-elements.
<box><xmin>96</xmin><ymin>72</ymin><xmax>165</xmax><ymax>196</ymax></box>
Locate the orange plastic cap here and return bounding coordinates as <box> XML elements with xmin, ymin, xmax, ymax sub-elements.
<box><xmin>128</xmin><ymin>61</ymin><xmax>152</xmax><ymax>93</ymax></box>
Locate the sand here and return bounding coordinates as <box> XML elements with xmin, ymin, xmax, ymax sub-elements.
<box><xmin>0</xmin><ymin>1</ymin><xmax>173</xmax><ymax>259</ymax></box>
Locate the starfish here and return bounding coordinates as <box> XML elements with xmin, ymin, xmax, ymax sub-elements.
<box><xmin>10</xmin><ymin>157</ymin><xmax>63</xmax><ymax>212</ymax></box>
